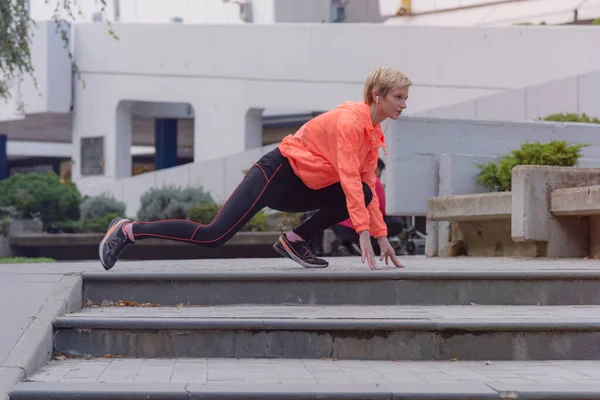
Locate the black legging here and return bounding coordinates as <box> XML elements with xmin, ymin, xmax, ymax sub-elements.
<box><xmin>132</xmin><ymin>147</ymin><xmax>373</xmax><ymax>247</ymax></box>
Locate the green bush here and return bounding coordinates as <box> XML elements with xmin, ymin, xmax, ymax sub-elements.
<box><xmin>137</xmin><ymin>185</ymin><xmax>214</xmax><ymax>221</ymax></box>
<box><xmin>188</xmin><ymin>202</ymin><xmax>220</xmax><ymax>224</ymax></box>
<box><xmin>84</xmin><ymin>212</ymin><xmax>122</xmax><ymax>233</ymax></box>
<box><xmin>592</xmin><ymin>18</ymin><xmax>600</xmax><ymax>25</ymax></box>
<box><xmin>80</xmin><ymin>194</ymin><xmax>126</xmax><ymax>224</ymax></box>
<box><xmin>539</xmin><ymin>112</ymin><xmax>600</xmax><ymax>124</ymax></box>
<box><xmin>187</xmin><ymin>202</ymin><xmax>269</xmax><ymax>232</ymax></box>
<box><xmin>476</xmin><ymin>140</ymin><xmax>589</xmax><ymax>192</ymax></box>
<box><xmin>0</xmin><ymin>171</ymin><xmax>81</xmax><ymax>228</ymax></box>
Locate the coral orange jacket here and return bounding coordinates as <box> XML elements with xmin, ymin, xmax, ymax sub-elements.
<box><xmin>278</xmin><ymin>101</ymin><xmax>388</xmax><ymax>238</ymax></box>
<box><xmin>338</xmin><ymin>177</ymin><xmax>386</xmax><ymax>231</ymax></box>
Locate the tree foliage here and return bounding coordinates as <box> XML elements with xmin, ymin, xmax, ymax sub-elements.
<box><xmin>0</xmin><ymin>0</ymin><xmax>118</xmax><ymax>107</ymax></box>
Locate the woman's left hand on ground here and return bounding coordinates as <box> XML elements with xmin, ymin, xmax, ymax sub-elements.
<box><xmin>377</xmin><ymin>237</ymin><xmax>405</xmax><ymax>268</ymax></box>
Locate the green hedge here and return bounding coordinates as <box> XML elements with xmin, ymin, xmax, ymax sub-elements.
<box><xmin>476</xmin><ymin>140</ymin><xmax>589</xmax><ymax>192</ymax></box>
<box><xmin>539</xmin><ymin>112</ymin><xmax>600</xmax><ymax>124</ymax></box>
<box><xmin>0</xmin><ymin>171</ymin><xmax>81</xmax><ymax>228</ymax></box>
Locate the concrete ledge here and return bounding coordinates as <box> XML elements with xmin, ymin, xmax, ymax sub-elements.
<box><xmin>9</xmin><ymin>381</ymin><xmax>501</xmax><ymax>400</ymax></box>
<box><xmin>427</xmin><ymin>192</ymin><xmax>511</xmax><ymax>222</ymax></box>
<box><xmin>551</xmin><ymin>186</ymin><xmax>600</xmax><ymax>216</ymax></box>
<box><xmin>52</xmin><ymin>315</ymin><xmax>600</xmax><ymax>360</ymax></box>
<box><xmin>82</xmin><ymin>270</ymin><xmax>405</xmax><ymax>281</ymax></box>
<box><xmin>9</xmin><ymin>231</ymin><xmax>281</xmax><ymax>247</ymax></box>
<box><xmin>82</xmin><ymin>269</ymin><xmax>600</xmax><ymax>281</ymax></box>
<box><xmin>52</xmin><ymin>317</ymin><xmax>600</xmax><ymax>331</ymax></box>
<box><xmin>81</xmin><ymin>269</ymin><xmax>600</xmax><ymax>306</ymax></box>
<box><xmin>1</xmin><ymin>275</ymin><xmax>82</xmax><ymax>383</ymax></box>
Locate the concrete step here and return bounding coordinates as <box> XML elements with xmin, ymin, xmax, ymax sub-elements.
<box><xmin>12</xmin><ymin>358</ymin><xmax>600</xmax><ymax>399</ymax></box>
<box><xmin>82</xmin><ymin>269</ymin><xmax>600</xmax><ymax>306</ymax></box>
<box><xmin>53</xmin><ymin>305</ymin><xmax>600</xmax><ymax>361</ymax></box>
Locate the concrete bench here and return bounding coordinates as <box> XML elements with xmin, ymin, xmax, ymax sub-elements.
<box><xmin>426</xmin><ymin>165</ymin><xmax>600</xmax><ymax>258</ymax></box>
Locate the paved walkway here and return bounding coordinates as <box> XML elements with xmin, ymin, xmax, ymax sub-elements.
<box><xmin>64</xmin><ymin>304</ymin><xmax>600</xmax><ymax>322</ymax></box>
<box><xmin>2</xmin><ymin>256</ymin><xmax>600</xmax><ymax>275</ymax></box>
<box><xmin>27</xmin><ymin>358</ymin><xmax>600</xmax><ymax>385</ymax></box>
<box><xmin>4</xmin><ymin>256</ymin><xmax>600</xmax><ymax>399</ymax></box>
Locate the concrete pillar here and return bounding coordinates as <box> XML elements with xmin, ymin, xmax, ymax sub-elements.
<box><xmin>0</xmin><ymin>134</ymin><xmax>7</xmax><ymax>180</ymax></box>
<box><xmin>194</xmin><ymin>106</ymin><xmax>261</xmax><ymax>162</ymax></box>
<box><xmin>154</xmin><ymin>119</ymin><xmax>178</xmax><ymax>170</ymax></box>
<box><xmin>245</xmin><ymin>108</ymin><xmax>263</xmax><ymax>150</ymax></box>
<box><xmin>113</xmin><ymin>101</ymin><xmax>133</xmax><ymax>179</ymax></box>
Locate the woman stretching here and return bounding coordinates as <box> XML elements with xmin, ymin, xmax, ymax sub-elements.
<box><xmin>99</xmin><ymin>67</ymin><xmax>411</xmax><ymax>271</ymax></box>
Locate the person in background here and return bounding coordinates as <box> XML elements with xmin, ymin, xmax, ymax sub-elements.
<box><xmin>331</xmin><ymin>158</ymin><xmax>405</xmax><ymax>255</ymax></box>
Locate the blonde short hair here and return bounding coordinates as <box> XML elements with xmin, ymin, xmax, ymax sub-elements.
<box><xmin>364</xmin><ymin>67</ymin><xmax>412</xmax><ymax>105</ymax></box>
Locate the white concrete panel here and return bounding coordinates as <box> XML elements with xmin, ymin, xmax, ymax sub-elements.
<box><xmin>223</xmin><ymin>147</ymin><xmax>264</xmax><ymax>202</ymax></box>
<box><xmin>438</xmin><ymin>153</ymin><xmax>496</xmax><ymax>197</ymax></box>
<box><xmin>74</xmin><ymin>23</ymin><xmax>600</xmax><ymax>92</ymax></box>
<box><xmin>123</xmin><ymin>172</ymin><xmax>157</xmax><ymax>219</ymax></box>
<box><xmin>475</xmin><ymin>89</ymin><xmax>526</xmax><ymax>121</ymax></box>
<box><xmin>415</xmin><ymin>101</ymin><xmax>476</xmax><ymax>119</ymax></box>
<box><xmin>386</xmin><ymin>117</ymin><xmax>600</xmax><ymax>215</ymax></box>
<box><xmin>154</xmin><ymin>164</ymin><xmax>191</xmax><ymax>189</ymax></box>
<box><xmin>391</xmin><ymin>152</ymin><xmax>438</xmax><ymax>216</ymax></box>
<box><xmin>526</xmin><ymin>77</ymin><xmax>579</xmax><ymax>120</ymax></box>
<box><xmin>189</xmin><ymin>157</ymin><xmax>227</xmax><ymax>204</ymax></box>
<box><xmin>578</xmin><ymin>72</ymin><xmax>600</xmax><ymax>119</ymax></box>
<box><xmin>6</xmin><ymin>21</ymin><xmax>72</xmax><ymax>117</ymax></box>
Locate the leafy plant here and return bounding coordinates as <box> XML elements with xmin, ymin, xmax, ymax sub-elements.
<box><xmin>188</xmin><ymin>202</ymin><xmax>220</xmax><ymax>224</ymax></box>
<box><xmin>539</xmin><ymin>112</ymin><xmax>600</xmax><ymax>124</ymax></box>
<box><xmin>137</xmin><ymin>185</ymin><xmax>214</xmax><ymax>221</ymax></box>
<box><xmin>80</xmin><ymin>193</ymin><xmax>126</xmax><ymax>224</ymax></box>
<box><xmin>0</xmin><ymin>171</ymin><xmax>81</xmax><ymax>227</ymax></box>
<box><xmin>476</xmin><ymin>140</ymin><xmax>590</xmax><ymax>192</ymax></box>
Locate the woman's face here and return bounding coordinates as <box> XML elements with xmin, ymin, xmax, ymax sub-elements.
<box><xmin>377</xmin><ymin>85</ymin><xmax>409</xmax><ymax>121</ymax></box>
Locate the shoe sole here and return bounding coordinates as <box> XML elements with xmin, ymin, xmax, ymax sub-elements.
<box><xmin>99</xmin><ymin>217</ymin><xmax>129</xmax><ymax>271</ymax></box>
<box><xmin>273</xmin><ymin>238</ymin><xmax>328</xmax><ymax>269</ymax></box>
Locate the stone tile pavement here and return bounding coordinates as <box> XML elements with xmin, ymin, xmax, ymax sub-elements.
<box><xmin>2</xmin><ymin>256</ymin><xmax>600</xmax><ymax>276</ymax></box>
<box><xmin>64</xmin><ymin>304</ymin><xmax>600</xmax><ymax>322</ymax></box>
<box><xmin>27</xmin><ymin>358</ymin><xmax>600</xmax><ymax>386</ymax></box>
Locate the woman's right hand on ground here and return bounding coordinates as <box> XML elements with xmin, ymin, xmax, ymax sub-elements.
<box><xmin>359</xmin><ymin>230</ymin><xmax>379</xmax><ymax>270</ymax></box>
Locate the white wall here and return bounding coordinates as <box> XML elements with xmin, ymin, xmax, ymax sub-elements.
<box><xmin>417</xmin><ymin>69</ymin><xmax>600</xmax><ymax>121</ymax></box>
<box><xmin>0</xmin><ymin>21</ymin><xmax>72</xmax><ymax>119</ymax></box>
<box><xmin>384</xmin><ymin>117</ymin><xmax>600</xmax><ymax>216</ymax></box>
<box><xmin>68</xmin><ymin>23</ymin><xmax>600</xmax><ymax>186</ymax></box>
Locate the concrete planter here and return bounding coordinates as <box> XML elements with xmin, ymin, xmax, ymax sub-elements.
<box><xmin>427</xmin><ymin>165</ymin><xmax>600</xmax><ymax>258</ymax></box>
<box><xmin>7</xmin><ymin>219</ymin><xmax>43</xmax><ymax>237</ymax></box>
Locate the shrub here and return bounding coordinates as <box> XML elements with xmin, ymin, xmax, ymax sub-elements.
<box><xmin>137</xmin><ymin>185</ymin><xmax>214</xmax><ymax>221</ymax></box>
<box><xmin>539</xmin><ymin>112</ymin><xmax>600</xmax><ymax>124</ymax></box>
<box><xmin>242</xmin><ymin>209</ymin><xmax>269</xmax><ymax>232</ymax></box>
<box><xmin>476</xmin><ymin>140</ymin><xmax>589</xmax><ymax>192</ymax></box>
<box><xmin>0</xmin><ymin>171</ymin><xmax>81</xmax><ymax>228</ymax></box>
<box><xmin>80</xmin><ymin>194</ymin><xmax>126</xmax><ymax>224</ymax></box>
<box><xmin>593</xmin><ymin>18</ymin><xmax>600</xmax><ymax>25</ymax></box>
<box><xmin>188</xmin><ymin>202</ymin><xmax>220</xmax><ymax>224</ymax></box>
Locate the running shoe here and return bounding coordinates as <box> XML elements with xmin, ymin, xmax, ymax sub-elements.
<box><xmin>99</xmin><ymin>217</ymin><xmax>134</xmax><ymax>271</ymax></box>
<box><xmin>273</xmin><ymin>234</ymin><xmax>329</xmax><ymax>268</ymax></box>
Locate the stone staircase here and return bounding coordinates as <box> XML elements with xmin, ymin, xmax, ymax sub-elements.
<box><xmin>9</xmin><ymin>261</ymin><xmax>600</xmax><ymax>399</ymax></box>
